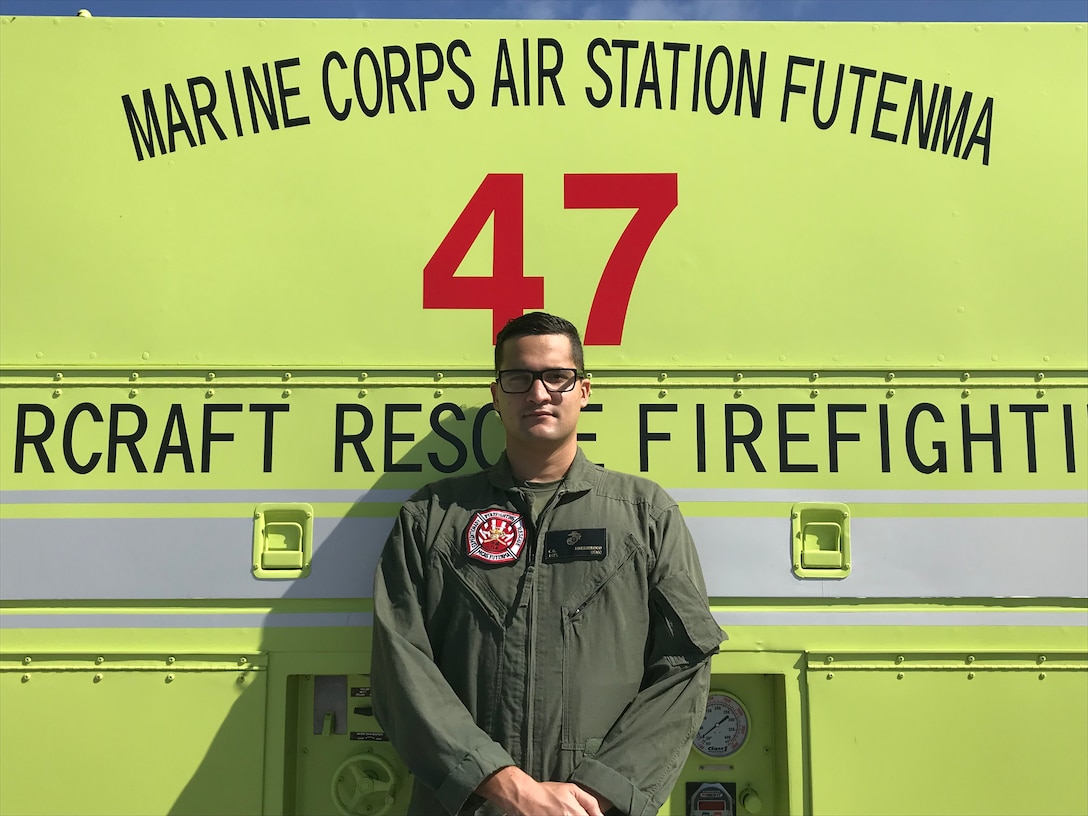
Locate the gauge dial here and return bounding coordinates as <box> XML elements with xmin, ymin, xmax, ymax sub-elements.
<box><xmin>693</xmin><ymin>691</ymin><xmax>750</xmax><ymax>758</ymax></box>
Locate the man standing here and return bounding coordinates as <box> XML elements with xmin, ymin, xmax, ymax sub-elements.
<box><xmin>372</xmin><ymin>312</ymin><xmax>722</xmax><ymax>816</ymax></box>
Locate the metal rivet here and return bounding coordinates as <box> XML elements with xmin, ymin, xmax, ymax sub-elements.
<box><xmin>359</xmin><ymin>389</ymin><xmax>367</xmax><ymax>398</ymax></box>
<box><xmin>810</xmin><ymin>389</ymin><xmax>819</xmax><ymax>398</ymax></box>
<box><xmin>435</xmin><ymin>390</ymin><xmax>443</xmax><ymax>397</ymax></box>
<box><xmin>54</xmin><ymin>372</ymin><xmax>63</xmax><ymax>381</ymax></box>
<box><xmin>962</xmin><ymin>389</ymin><xmax>971</xmax><ymax>398</ymax></box>
<box><xmin>436</xmin><ymin>372</ymin><xmax>444</xmax><ymax>380</ymax></box>
<box><xmin>659</xmin><ymin>390</ymin><xmax>668</xmax><ymax>398</ymax></box>
<box><xmin>206</xmin><ymin>389</ymin><xmax>215</xmax><ymax>398</ymax></box>
<box><xmin>961</xmin><ymin>372</ymin><xmax>970</xmax><ymax>381</ymax></box>
<box><xmin>21</xmin><ymin>674</ymin><xmax>30</xmax><ymax>683</ymax></box>
<box><xmin>734</xmin><ymin>390</ymin><xmax>743</xmax><ymax>398</ymax></box>
<box><xmin>129</xmin><ymin>389</ymin><xmax>138</xmax><ymax>398</ymax></box>
<box><xmin>966</xmin><ymin>655</ymin><xmax>975</xmax><ymax>664</ymax></box>
<box><xmin>967</xmin><ymin>672</ymin><xmax>975</xmax><ymax>680</ymax></box>
<box><xmin>283</xmin><ymin>372</ymin><xmax>291</xmax><ymax>380</ymax></box>
<box><xmin>130</xmin><ymin>372</ymin><xmax>139</xmax><ymax>381</ymax></box>
<box><xmin>896</xmin><ymin>655</ymin><xmax>905</xmax><ymax>663</ymax></box>
<box><xmin>359</xmin><ymin>373</ymin><xmax>368</xmax><ymax>380</ymax></box>
<box><xmin>810</xmin><ymin>372</ymin><xmax>819</xmax><ymax>381</ymax></box>
<box><xmin>826</xmin><ymin>656</ymin><xmax>834</xmax><ymax>663</ymax></box>
<box><xmin>95</xmin><ymin>656</ymin><xmax>104</xmax><ymax>664</ymax></box>
<box><xmin>734</xmin><ymin>373</ymin><xmax>743</xmax><ymax>381</ymax></box>
<box><xmin>1037</xmin><ymin>390</ymin><xmax>1045</xmax><ymax>398</ymax></box>
<box><xmin>93</xmin><ymin>673</ymin><xmax>103</xmax><ymax>683</ymax></box>
<box><xmin>826</xmin><ymin>672</ymin><xmax>834</xmax><ymax>679</ymax></box>
<box><xmin>166</xmin><ymin>656</ymin><xmax>175</xmax><ymax>665</ymax></box>
<box><xmin>237</xmin><ymin>674</ymin><xmax>246</xmax><ymax>684</ymax></box>
<box><xmin>239</xmin><ymin>657</ymin><xmax>247</xmax><ymax>665</ymax></box>
<box><xmin>165</xmin><ymin>674</ymin><xmax>175</xmax><ymax>683</ymax></box>
<box><xmin>1038</xmin><ymin>655</ymin><xmax>1047</xmax><ymax>663</ymax></box>
<box><xmin>1036</xmin><ymin>373</ymin><xmax>1045</xmax><ymax>381</ymax></box>
<box><xmin>53</xmin><ymin>389</ymin><xmax>62</xmax><ymax>398</ymax></box>
<box><xmin>1039</xmin><ymin>673</ymin><xmax>1046</xmax><ymax>680</ymax></box>
<box><xmin>886</xmin><ymin>372</ymin><xmax>895</xmax><ymax>381</ymax></box>
<box><xmin>897</xmin><ymin>673</ymin><xmax>904</xmax><ymax>680</ymax></box>
<box><xmin>659</xmin><ymin>372</ymin><xmax>668</xmax><ymax>381</ymax></box>
<box><xmin>282</xmin><ymin>389</ymin><xmax>291</xmax><ymax>397</ymax></box>
<box><xmin>886</xmin><ymin>389</ymin><xmax>895</xmax><ymax>398</ymax></box>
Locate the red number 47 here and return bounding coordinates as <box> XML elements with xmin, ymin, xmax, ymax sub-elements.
<box><xmin>423</xmin><ymin>173</ymin><xmax>678</xmax><ymax>345</ymax></box>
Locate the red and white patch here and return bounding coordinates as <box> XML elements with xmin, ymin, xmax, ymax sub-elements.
<box><xmin>464</xmin><ymin>509</ymin><xmax>526</xmax><ymax>565</ymax></box>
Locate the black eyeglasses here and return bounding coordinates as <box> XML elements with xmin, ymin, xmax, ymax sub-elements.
<box><xmin>496</xmin><ymin>368</ymin><xmax>581</xmax><ymax>394</ymax></box>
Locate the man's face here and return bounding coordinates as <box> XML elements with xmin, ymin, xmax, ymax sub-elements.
<box><xmin>490</xmin><ymin>333</ymin><xmax>590</xmax><ymax>451</ymax></box>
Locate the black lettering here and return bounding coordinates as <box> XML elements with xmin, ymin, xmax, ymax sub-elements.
<box><xmin>187</xmin><ymin>76</ymin><xmax>227</xmax><ymax>145</ymax></box>
<box><xmin>201</xmin><ymin>404</ymin><xmax>242</xmax><ymax>473</ymax></box>
<box><xmin>931</xmin><ymin>86</ymin><xmax>972</xmax><ymax>158</ymax></box>
<box><xmin>164</xmin><ymin>83</ymin><xmax>196</xmax><ymax>152</ymax></box>
<box><xmin>354</xmin><ymin>48</ymin><xmax>383</xmax><ymax>117</ymax></box>
<box><xmin>704</xmin><ymin>45</ymin><xmax>733</xmax><ymax>115</ymax></box>
<box><xmin>537</xmin><ymin>37</ymin><xmax>564</xmax><ymax>105</ymax></box>
<box><xmin>447</xmin><ymin>40</ymin><xmax>475</xmax><ymax>109</ymax></box>
<box><xmin>848</xmin><ymin>65</ymin><xmax>877</xmax><ymax>135</ymax></box>
<box><xmin>1009</xmin><ymin>404</ymin><xmax>1047</xmax><ymax>473</ymax></box>
<box><xmin>576</xmin><ymin>403</ymin><xmax>601</xmax><ymax>444</ymax></box>
<box><xmin>962</xmin><ymin>403</ymin><xmax>1001</xmax><ymax>473</ymax></box>
<box><xmin>828</xmin><ymin>404</ymin><xmax>866</xmax><ymax>472</ymax></box>
<box><xmin>691</xmin><ymin>44</ymin><xmax>703</xmax><ymax>112</ymax></box>
<box><xmin>585</xmin><ymin>38</ymin><xmax>612</xmax><ymax>108</ymax></box>
<box><xmin>878</xmin><ymin>402</ymin><xmax>891</xmax><ymax>473</ymax></box>
<box><xmin>639</xmin><ymin>404</ymin><xmax>677</xmax><ymax>472</ymax></box>
<box><xmin>1064</xmin><ymin>404</ymin><xmax>1077</xmax><ymax>472</ymax></box>
<box><xmin>962</xmin><ymin>95</ymin><xmax>993</xmax><ymax>165</ymax></box>
<box><xmin>812</xmin><ymin>60</ymin><xmax>844</xmax><ymax>129</ymax></box>
<box><xmin>724</xmin><ymin>404</ymin><xmax>766</xmax><ymax>473</ymax></box>
<box><xmin>634</xmin><ymin>41</ymin><xmax>661</xmax><ymax>109</ymax></box>
<box><xmin>62</xmin><ymin>403</ymin><xmax>103</xmax><ymax>475</ymax></box>
<box><xmin>493</xmin><ymin>38</ymin><xmax>518</xmax><ymax>105</ymax></box>
<box><xmin>872</xmin><ymin>71</ymin><xmax>907</xmax><ymax>142</ymax></box>
<box><xmin>611</xmin><ymin>39</ymin><xmax>638</xmax><ymax>108</ymax></box>
<box><xmin>428</xmin><ymin>403</ymin><xmax>468</xmax><ymax>474</ymax></box>
<box><xmin>780</xmin><ymin>55</ymin><xmax>813</xmax><ymax>122</ymax></box>
<box><xmin>522</xmin><ymin>37</ymin><xmax>531</xmax><ymax>106</ymax></box>
<box><xmin>154</xmin><ymin>404</ymin><xmax>195</xmax><ymax>473</ymax></box>
<box><xmin>243</xmin><ymin>63</ymin><xmax>279</xmax><ymax>133</ymax></box>
<box><xmin>122</xmin><ymin>89</ymin><xmax>167</xmax><ymax>161</ymax></box>
<box><xmin>695</xmin><ymin>403</ymin><xmax>706</xmax><ymax>473</ymax></box>
<box><xmin>472</xmin><ymin>405</ymin><xmax>499</xmax><ymax>469</ymax></box>
<box><xmin>902</xmin><ymin>79</ymin><xmax>939</xmax><ymax>149</ymax></box>
<box><xmin>736</xmin><ymin>49</ymin><xmax>765</xmax><ymax>117</ymax></box>
<box><xmin>14</xmin><ymin>404</ymin><xmax>55</xmax><ymax>473</ymax></box>
<box><xmin>383</xmin><ymin>45</ymin><xmax>415</xmax><ymax>113</ymax></box>
<box><xmin>415</xmin><ymin>42</ymin><xmax>444</xmax><ymax>111</ymax></box>
<box><xmin>778</xmin><ymin>404</ymin><xmax>818</xmax><ymax>473</ymax></box>
<box><xmin>249</xmin><ymin>404</ymin><xmax>289</xmax><ymax>473</ymax></box>
<box><xmin>335</xmin><ymin>404</ymin><xmax>374</xmax><ymax>472</ymax></box>
<box><xmin>108</xmin><ymin>404</ymin><xmax>148</xmax><ymax>473</ymax></box>
<box><xmin>905</xmin><ymin>402</ymin><xmax>947</xmax><ymax>474</ymax></box>
<box><xmin>274</xmin><ymin>57</ymin><xmax>310</xmax><ymax>127</ymax></box>
<box><xmin>224</xmin><ymin>69</ymin><xmax>244</xmax><ymax>136</ymax></box>
<box><xmin>322</xmin><ymin>50</ymin><xmax>351</xmax><ymax>120</ymax></box>
<box><xmin>661</xmin><ymin>41</ymin><xmax>689</xmax><ymax>111</ymax></box>
<box><xmin>385</xmin><ymin>404</ymin><xmax>422</xmax><ymax>473</ymax></box>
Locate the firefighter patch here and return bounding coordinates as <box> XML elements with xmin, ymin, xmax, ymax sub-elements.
<box><xmin>464</xmin><ymin>510</ymin><xmax>526</xmax><ymax>565</ymax></box>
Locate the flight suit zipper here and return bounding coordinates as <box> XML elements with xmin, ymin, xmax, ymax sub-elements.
<box><xmin>523</xmin><ymin>484</ymin><xmax>566</xmax><ymax>779</ymax></box>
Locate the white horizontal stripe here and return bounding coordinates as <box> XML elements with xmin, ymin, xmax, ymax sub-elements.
<box><xmin>0</xmin><ymin>612</ymin><xmax>375</xmax><ymax>629</ymax></box>
<box><xmin>713</xmin><ymin>611</ymin><xmax>1088</xmax><ymax>627</ymax></box>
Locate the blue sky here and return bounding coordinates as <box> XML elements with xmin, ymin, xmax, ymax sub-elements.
<box><xmin>0</xmin><ymin>0</ymin><xmax>1085</xmax><ymax>21</ymax></box>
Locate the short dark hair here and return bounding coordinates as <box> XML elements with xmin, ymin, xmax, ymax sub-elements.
<box><xmin>494</xmin><ymin>312</ymin><xmax>585</xmax><ymax>372</ymax></box>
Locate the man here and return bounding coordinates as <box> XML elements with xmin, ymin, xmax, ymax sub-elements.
<box><xmin>372</xmin><ymin>312</ymin><xmax>722</xmax><ymax>816</ymax></box>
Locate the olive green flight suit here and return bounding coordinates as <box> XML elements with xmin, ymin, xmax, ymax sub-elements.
<box><xmin>372</xmin><ymin>449</ymin><xmax>723</xmax><ymax>815</ymax></box>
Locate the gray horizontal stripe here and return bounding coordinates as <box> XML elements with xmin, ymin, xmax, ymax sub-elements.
<box><xmin>0</xmin><ymin>612</ymin><xmax>375</xmax><ymax>629</ymax></box>
<box><xmin>670</xmin><ymin>489</ymin><xmax>1088</xmax><ymax>504</ymax></box>
<box><xmin>3</xmin><ymin>488</ymin><xmax>1084</xmax><ymax>506</ymax></box>
<box><xmin>713</xmin><ymin>611</ymin><xmax>1088</xmax><ymax>627</ymax></box>
<box><xmin>1</xmin><ymin>516</ymin><xmax>1085</xmax><ymax>601</ymax></box>
<box><xmin>689</xmin><ymin>516</ymin><xmax>1088</xmax><ymax>599</ymax></box>
<box><xmin>0</xmin><ymin>489</ymin><xmax>413</xmax><ymax>505</ymax></box>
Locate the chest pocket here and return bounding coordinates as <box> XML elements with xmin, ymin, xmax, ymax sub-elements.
<box><xmin>560</xmin><ymin>532</ymin><xmax>641</xmax><ymax>617</ymax></box>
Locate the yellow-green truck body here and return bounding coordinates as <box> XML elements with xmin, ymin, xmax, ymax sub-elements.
<box><xmin>1</xmin><ymin>15</ymin><xmax>1085</xmax><ymax>816</ymax></box>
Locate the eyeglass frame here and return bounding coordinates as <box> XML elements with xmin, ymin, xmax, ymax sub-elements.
<box><xmin>494</xmin><ymin>368</ymin><xmax>584</xmax><ymax>394</ymax></box>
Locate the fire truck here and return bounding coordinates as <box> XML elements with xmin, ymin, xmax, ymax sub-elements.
<box><xmin>1</xmin><ymin>14</ymin><xmax>1085</xmax><ymax>816</ymax></box>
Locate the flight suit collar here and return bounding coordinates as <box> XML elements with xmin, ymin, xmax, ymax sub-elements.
<box><xmin>487</xmin><ymin>448</ymin><xmax>600</xmax><ymax>496</ymax></box>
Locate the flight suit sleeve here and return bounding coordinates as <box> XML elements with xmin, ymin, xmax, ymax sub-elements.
<box><xmin>371</xmin><ymin>503</ymin><xmax>517</xmax><ymax>815</ymax></box>
<box><xmin>567</xmin><ymin>504</ymin><xmax>723</xmax><ymax>816</ymax></box>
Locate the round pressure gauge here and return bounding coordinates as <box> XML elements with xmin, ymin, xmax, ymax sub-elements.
<box><xmin>693</xmin><ymin>691</ymin><xmax>750</xmax><ymax>757</ymax></box>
